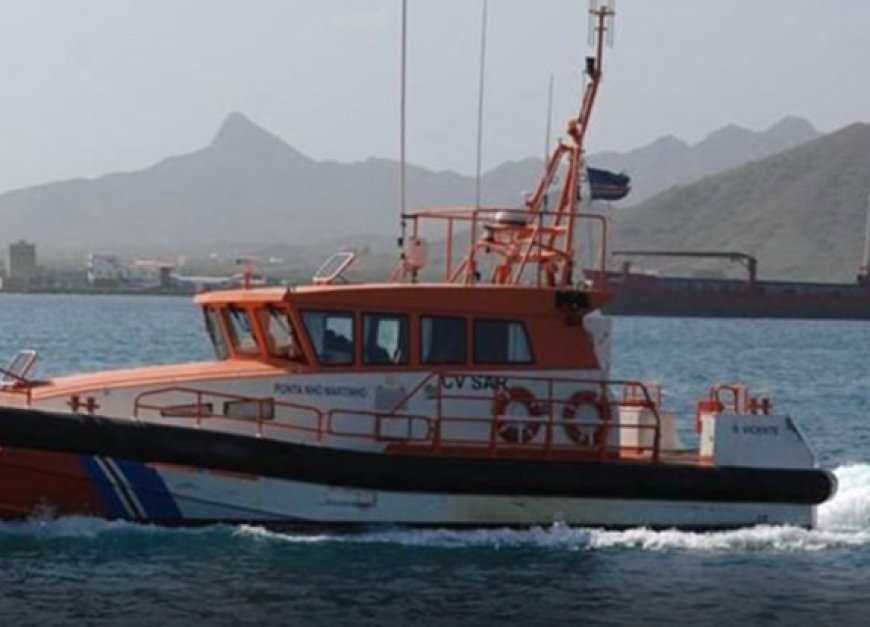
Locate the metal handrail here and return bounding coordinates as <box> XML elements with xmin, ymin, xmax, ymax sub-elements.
<box><xmin>129</xmin><ymin>373</ymin><xmax>664</xmax><ymax>462</ymax></box>
<box><xmin>133</xmin><ymin>386</ymin><xmax>323</xmax><ymax>438</ymax></box>
<box><xmin>0</xmin><ymin>366</ymin><xmax>33</xmax><ymax>387</ymax></box>
<box><xmin>434</xmin><ymin>372</ymin><xmax>663</xmax><ymax>461</ymax></box>
<box><xmin>396</xmin><ymin>207</ymin><xmax>608</xmax><ymax>285</ymax></box>
<box><xmin>326</xmin><ymin>408</ymin><xmax>433</xmax><ymax>443</ymax></box>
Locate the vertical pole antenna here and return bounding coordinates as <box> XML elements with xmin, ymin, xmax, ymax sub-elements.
<box><xmin>544</xmin><ymin>73</ymin><xmax>554</xmax><ymax>163</ymax></box>
<box><xmin>862</xmin><ymin>193</ymin><xmax>870</xmax><ymax>275</ymax></box>
<box><xmin>399</xmin><ymin>0</ymin><xmax>408</xmax><ymax>231</ymax></box>
<box><xmin>542</xmin><ymin>73</ymin><xmax>554</xmax><ymax>213</ymax></box>
<box><xmin>474</xmin><ymin>0</ymin><xmax>489</xmax><ymax>211</ymax></box>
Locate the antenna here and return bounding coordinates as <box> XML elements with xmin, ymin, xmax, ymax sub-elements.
<box><xmin>588</xmin><ymin>0</ymin><xmax>616</xmax><ymax>48</ymax></box>
<box><xmin>544</xmin><ymin>73</ymin><xmax>554</xmax><ymax>163</ymax></box>
<box><xmin>235</xmin><ymin>257</ymin><xmax>257</xmax><ymax>290</ymax></box>
<box><xmin>606</xmin><ymin>0</ymin><xmax>616</xmax><ymax>46</ymax></box>
<box><xmin>572</xmin><ymin>0</ymin><xmax>615</xmax><ymax>147</ymax></box>
<box><xmin>474</xmin><ymin>0</ymin><xmax>489</xmax><ymax>211</ymax></box>
<box><xmin>399</xmin><ymin>0</ymin><xmax>408</xmax><ymax>250</ymax></box>
<box><xmin>587</xmin><ymin>2</ymin><xmax>595</xmax><ymax>46</ymax></box>
<box><xmin>862</xmin><ymin>193</ymin><xmax>870</xmax><ymax>276</ymax></box>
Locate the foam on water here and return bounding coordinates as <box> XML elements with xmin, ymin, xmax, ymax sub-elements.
<box><xmin>817</xmin><ymin>463</ymin><xmax>870</xmax><ymax>530</ymax></box>
<box><xmin>2</xmin><ymin>464</ymin><xmax>869</xmax><ymax>554</ymax></box>
<box><xmin>0</xmin><ymin>515</ymin><xmax>137</xmax><ymax>538</ymax></box>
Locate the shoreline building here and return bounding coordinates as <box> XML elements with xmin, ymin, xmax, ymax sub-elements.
<box><xmin>87</xmin><ymin>254</ymin><xmax>174</xmax><ymax>289</ymax></box>
<box><xmin>6</xmin><ymin>240</ymin><xmax>37</xmax><ymax>291</ymax></box>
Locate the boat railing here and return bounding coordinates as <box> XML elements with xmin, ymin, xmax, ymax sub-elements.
<box><xmin>424</xmin><ymin>372</ymin><xmax>663</xmax><ymax>461</ymax></box>
<box><xmin>133</xmin><ymin>386</ymin><xmax>323</xmax><ymax>438</ymax></box>
<box><xmin>326</xmin><ymin>409</ymin><xmax>433</xmax><ymax>443</ymax></box>
<box><xmin>621</xmin><ymin>380</ymin><xmax>663</xmax><ymax>409</ymax></box>
<box><xmin>393</xmin><ymin>207</ymin><xmax>608</xmax><ymax>286</ymax></box>
<box><xmin>131</xmin><ymin>373</ymin><xmax>664</xmax><ymax>461</ymax></box>
<box><xmin>0</xmin><ymin>376</ymin><xmax>35</xmax><ymax>405</ymax></box>
<box><xmin>132</xmin><ymin>385</ymin><xmax>432</xmax><ymax>444</ymax></box>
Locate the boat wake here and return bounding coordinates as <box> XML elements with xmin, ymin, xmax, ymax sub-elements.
<box><xmin>2</xmin><ymin>464</ymin><xmax>869</xmax><ymax>554</ymax></box>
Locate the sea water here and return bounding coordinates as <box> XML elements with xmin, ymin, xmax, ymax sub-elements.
<box><xmin>0</xmin><ymin>294</ymin><xmax>869</xmax><ymax>626</ymax></box>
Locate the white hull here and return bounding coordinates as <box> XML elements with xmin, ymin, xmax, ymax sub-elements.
<box><xmin>0</xmin><ymin>405</ymin><xmax>831</xmax><ymax>530</ymax></box>
<box><xmin>150</xmin><ymin>464</ymin><xmax>815</xmax><ymax>529</ymax></box>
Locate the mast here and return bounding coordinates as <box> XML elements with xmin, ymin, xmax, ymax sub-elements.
<box><xmin>399</xmin><ymin>0</ymin><xmax>408</xmax><ymax>254</ymax></box>
<box><xmin>392</xmin><ymin>1</ymin><xmax>617</xmax><ymax>289</ymax></box>
<box><xmin>544</xmin><ymin>73</ymin><xmax>555</xmax><ymax>165</ymax></box>
<box><xmin>570</xmin><ymin>0</ymin><xmax>614</xmax><ymax>150</ymax></box>
<box><xmin>474</xmin><ymin>0</ymin><xmax>489</xmax><ymax>211</ymax></box>
<box><xmin>474</xmin><ymin>0</ymin><xmax>616</xmax><ymax>288</ymax></box>
<box><xmin>861</xmin><ymin>193</ymin><xmax>870</xmax><ymax>284</ymax></box>
<box><xmin>559</xmin><ymin>0</ymin><xmax>615</xmax><ymax>283</ymax></box>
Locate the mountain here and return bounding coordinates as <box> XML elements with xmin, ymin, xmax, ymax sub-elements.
<box><xmin>0</xmin><ymin>113</ymin><xmax>542</xmax><ymax>254</ymax></box>
<box><xmin>590</xmin><ymin>116</ymin><xmax>819</xmax><ymax>204</ymax></box>
<box><xmin>610</xmin><ymin>123</ymin><xmax>870</xmax><ymax>282</ymax></box>
<box><xmin>0</xmin><ymin>112</ymin><xmax>821</xmax><ymax>260</ymax></box>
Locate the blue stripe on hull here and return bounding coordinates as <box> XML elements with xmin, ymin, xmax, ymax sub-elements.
<box><xmin>79</xmin><ymin>455</ymin><xmax>127</xmax><ymax>519</ymax></box>
<box><xmin>114</xmin><ymin>459</ymin><xmax>182</xmax><ymax>520</ymax></box>
<box><xmin>79</xmin><ymin>455</ymin><xmax>182</xmax><ymax>521</ymax></box>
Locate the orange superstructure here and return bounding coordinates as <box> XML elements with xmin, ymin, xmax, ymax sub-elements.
<box><xmin>191</xmin><ymin>284</ymin><xmax>608</xmax><ymax>372</ymax></box>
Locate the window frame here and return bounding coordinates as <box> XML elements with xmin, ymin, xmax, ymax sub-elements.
<box><xmin>472</xmin><ymin>318</ymin><xmax>535</xmax><ymax>366</ymax></box>
<box><xmin>224</xmin><ymin>305</ymin><xmax>261</xmax><ymax>355</ymax></box>
<box><xmin>203</xmin><ymin>307</ymin><xmax>230</xmax><ymax>361</ymax></box>
<box><xmin>257</xmin><ymin>306</ymin><xmax>304</xmax><ymax>361</ymax></box>
<box><xmin>420</xmin><ymin>315</ymin><xmax>468</xmax><ymax>366</ymax></box>
<box><xmin>362</xmin><ymin>312</ymin><xmax>410</xmax><ymax>366</ymax></box>
<box><xmin>300</xmin><ymin>309</ymin><xmax>357</xmax><ymax>366</ymax></box>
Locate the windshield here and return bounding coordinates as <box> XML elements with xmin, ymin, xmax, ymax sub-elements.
<box><xmin>226</xmin><ymin>306</ymin><xmax>259</xmax><ymax>353</ymax></box>
<box><xmin>259</xmin><ymin>307</ymin><xmax>303</xmax><ymax>360</ymax></box>
<box><xmin>203</xmin><ymin>308</ymin><xmax>229</xmax><ymax>360</ymax></box>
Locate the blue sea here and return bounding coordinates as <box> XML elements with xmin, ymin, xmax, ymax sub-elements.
<box><xmin>1</xmin><ymin>293</ymin><xmax>869</xmax><ymax>626</ymax></box>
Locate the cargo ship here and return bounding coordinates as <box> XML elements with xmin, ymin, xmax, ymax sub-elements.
<box><xmin>585</xmin><ymin>199</ymin><xmax>870</xmax><ymax>320</ymax></box>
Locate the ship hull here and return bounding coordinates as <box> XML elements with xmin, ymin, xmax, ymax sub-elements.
<box><xmin>588</xmin><ymin>271</ymin><xmax>870</xmax><ymax>320</ymax></box>
<box><xmin>0</xmin><ymin>447</ymin><xmax>817</xmax><ymax>529</ymax></box>
<box><xmin>602</xmin><ymin>290</ymin><xmax>870</xmax><ymax>319</ymax></box>
<box><xmin>0</xmin><ymin>406</ymin><xmax>834</xmax><ymax>530</ymax></box>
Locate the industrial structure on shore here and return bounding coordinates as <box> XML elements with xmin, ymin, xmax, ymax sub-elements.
<box><xmin>0</xmin><ymin>243</ymin><xmax>248</xmax><ymax>295</ymax></box>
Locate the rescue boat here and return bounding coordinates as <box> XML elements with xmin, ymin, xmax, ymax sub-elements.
<box><xmin>0</xmin><ymin>4</ymin><xmax>836</xmax><ymax>529</ymax></box>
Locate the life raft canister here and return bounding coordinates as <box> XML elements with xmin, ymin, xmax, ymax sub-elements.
<box><xmin>492</xmin><ymin>386</ymin><xmax>543</xmax><ymax>444</ymax></box>
<box><xmin>562</xmin><ymin>390</ymin><xmax>611</xmax><ymax>447</ymax></box>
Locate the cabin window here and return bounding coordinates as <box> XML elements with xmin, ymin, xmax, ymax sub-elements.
<box><xmin>302</xmin><ymin>310</ymin><xmax>355</xmax><ymax>365</ymax></box>
<box><xmin>258</xmin><ymin>307</ymin><xmax>303</xmax><ymax>360</ymax></box>
<box><xmin>203</xmin><ymin>308</ymin><xmax>229</xmax><ymax>360</ymax></box>
<box><xmin>421</xmin><ymin>316</ymin><xmax>467</xmax><ymax>365</ymax></box>
<box><xmin>363</xmin><ymin>314</ymin><xmax>409</xmax><ymax>365</ymax></box>
<box><xmin>474</xmin><ymin>319</ymin><xmax>533</xmax><ymax>364</ymax></box>
<box><xmin>226</xmin><ymin>306</ymin><xmax>259</xmax><ymax>354</ymax></box>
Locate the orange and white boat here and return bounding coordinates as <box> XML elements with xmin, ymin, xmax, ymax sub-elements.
<box><xmin>0</xmin><ymin>4</ymin><xmax>836</xmax><ymax>529</ymax></box>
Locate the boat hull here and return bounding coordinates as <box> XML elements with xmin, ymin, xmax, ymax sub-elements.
<box><xmin>586</xmin><ymin>270</ymin><xmax>870</xmax><ymax>320</ymax></box>
<box><xmin>0</xmin><ymin>406</ymin><xmax>835</xmax><ymax>529</ymax></box>
<box><xmin>0</xmin><ymin>447</ymin><xmax>818</xmax><ymax>529</ymax></box>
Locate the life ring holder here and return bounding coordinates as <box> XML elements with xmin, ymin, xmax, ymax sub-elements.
<box><xmin>492</xmin><ymin>386</ymin><xmax>543</xmax><ymax>444</ymax></box>
<box><xmin>562</xmin><ymin>390</ymin><xmax>611</xmax><ymax>448</ymax></box>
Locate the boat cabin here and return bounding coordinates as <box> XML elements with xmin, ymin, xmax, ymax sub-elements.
<box><xmin>194</xmin><ymin>283</ymin><xmax>609</xmax><ymax>373</ymax></box>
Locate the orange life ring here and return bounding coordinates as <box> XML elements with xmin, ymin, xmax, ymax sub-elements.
<box><xmin>492</xmin><ymin>386</ymin><xmax>543</xmax><ymax>444</ymax></box>
<box><xmin>562</xmin><ymin>390</ymin><xmax>611</xmax><ymax>447</ymax></box>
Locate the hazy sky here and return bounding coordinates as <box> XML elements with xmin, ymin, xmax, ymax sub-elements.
<box><xmin>0</xmin><ymin>0</ymin><xmax>867</xmax><ymax>192</ymax></box>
